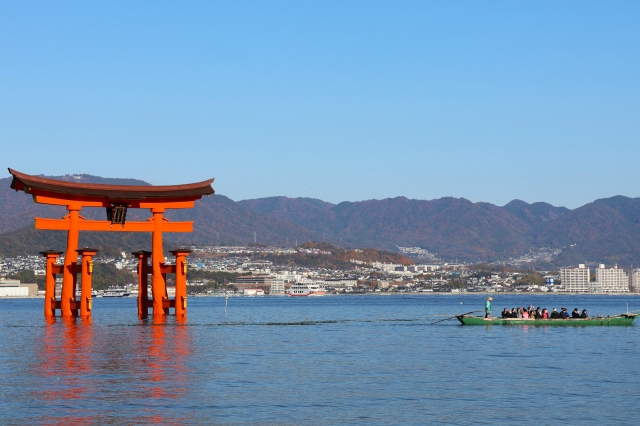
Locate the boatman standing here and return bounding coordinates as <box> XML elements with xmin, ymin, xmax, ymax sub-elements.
<box><xmin>485</xmin><ymin>297</ymin><xmax>493</xmax><ymax>318</ymax></box>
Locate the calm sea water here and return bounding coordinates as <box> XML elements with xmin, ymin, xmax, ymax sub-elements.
<box><xmin>0</xmin><ymin>294</ymin><xmax>638</xmax><ymax>425</ymax></box>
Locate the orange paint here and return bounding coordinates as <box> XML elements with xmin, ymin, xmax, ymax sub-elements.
<box><xmin>61</xmin><ymin>206</ymin><xmax>80</xmax><ymax>317</ymax></box>
<box><xmin>77</xmin><ymin>248</ymin><xmax>98</xmax><ymax>317</ymax></box>
<box><xmin>132</xmin><ymin>251</ymin><xmax>151</xmax><ymax>318</ymax></box>
<box><xmin>32</xmin><ymin>192</ymin><xmax>197</xmax><ymax>209</ymax></box>
<box><xmin>40</xmin><ymin>250</ymin><xmax>62</xmax><ymax>317</ymax></box>
<box><xmin>35</xmin><ymin>217</ymin><xmax>193</xmax><ymax>233</ymax></box>
<box><xmin>151</xmin><ymin>208</ymin><xmax>165</xmax><ymax>316</ymax></box>
<box><xmin>170</xmin><ymin>249</ymin><xmax>192</xmax><ymax>317</ymax></box>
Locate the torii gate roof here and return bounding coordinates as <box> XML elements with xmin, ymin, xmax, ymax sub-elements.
<box><xmin>8</xmin><ymin>168</ymin><xmax>215</xmax><ymax>201</ymax></box>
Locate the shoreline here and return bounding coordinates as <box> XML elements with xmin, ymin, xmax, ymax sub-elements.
<box><xmin>0</xmin><ymin>292</ymin><xmax>638</xmax><ymax>300</ymax></box>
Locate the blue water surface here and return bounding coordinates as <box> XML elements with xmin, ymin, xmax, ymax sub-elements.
<box><xmin>0</xmin><ymin>294</ymin><xmax>638</xmax><ymax>425</ymax></box>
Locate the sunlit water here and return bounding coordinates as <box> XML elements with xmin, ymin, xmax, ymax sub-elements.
<box><xmin>0</xmin><ymin>294</ymin><xmax>638</xmax><ymax>425</ymax></box>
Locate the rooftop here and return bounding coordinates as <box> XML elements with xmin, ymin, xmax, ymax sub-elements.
<box><xmin>9</xmin><ymin>168</ymin><xmax>215</xmax><ymax>201</ymax></box>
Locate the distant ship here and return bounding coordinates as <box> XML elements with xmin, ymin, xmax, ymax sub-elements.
<box><xmin>103</xmin><ymin>287</ymin><xmax>130</xmax><ymax>297</ymax></box>
<box><xmin>286</xmin><ymin>282</ymin><xmax>326</xmax><ymax>297</ymax></box>
<box><xmin>76</xmin><ymin>289</ymin><xmax>109</xmax><ymax>297</ymax></box>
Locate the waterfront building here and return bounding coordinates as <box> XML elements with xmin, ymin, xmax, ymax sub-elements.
<box><xmin>270</xmin><ymin>279</ymin><xmax>285</xmax><ymax>296</ymax></box>
<box><xmin>560</xmin><ymin>264</ymin><xmax>590</xmax><ymax>292</ymax></box>
<box><xmin>0</xmin><ymin>279</ymin><xmax>38</xmax><ymax>297</ymax></box>
<box><xmin>323</xmin><ymin>278</ymin><xmax>357</xmax><ymax>290</ymax></box>
<box><xmin>595</xmin><ymin>264</ymin><xmax>629</xmax><ymax>292</ymax></box>
<box><xmin>234</xmin><ymin>274</ymin><xmax>272</xmax><ymax>291</ymax></box>
<box><xmin>630</xmin><ymin>270</ymin><xmax>640</xmax><ymax>293</ymax></box>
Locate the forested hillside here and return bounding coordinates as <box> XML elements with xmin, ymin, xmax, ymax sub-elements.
<box><xmin>2</xmin><ymin>172</ymin><xmax>640</xmax><ymax>266</ymax></box>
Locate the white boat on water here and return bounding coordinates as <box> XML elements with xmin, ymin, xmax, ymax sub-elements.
<box><xmin>286</xmin><ymin>282</ymin><xmax>326</xmax><ymax>297</ymax></box>
<box><xmin>103</xmin><ymin>287</ymin><xmax>129</xmax><ymax>297</ymax></box>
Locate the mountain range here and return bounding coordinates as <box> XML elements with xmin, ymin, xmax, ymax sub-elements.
<box><xmin>1</xmin><ymin>173</ymin><xmax>640</xmax><ymax>267</ymax></box>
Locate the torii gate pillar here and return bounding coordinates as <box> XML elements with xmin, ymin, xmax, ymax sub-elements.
<box><xmin>61</xmin><ymin>204</ymin><xmax>81</xmax><ymax>317</ymax></box>
<box><xmin>77</xmin><ymin>248</ymin><xmax>99</xmax><ymax>317</ymax></box>
<box><xmin>151</xmin><ymin>208</ymin><xmax>167</xmax><ymax>316</ymax></box>
<box><xmin>40</xmin><ymin>250</ymin><xmax>62</xmax><ymax>317</ymax></box>
<box><xmin>132</xmin><ymin>250</ymin><xmax>151</xmax><ymax>318</ymax></box>
<box><xmin>170</xmin><ymin>248</ymin><xmax>192</xmax><ymax>316</ymax></box>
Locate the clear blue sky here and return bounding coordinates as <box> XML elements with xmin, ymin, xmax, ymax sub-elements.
<box><xmin>1</xmin><ymin>1</ymin><xmax>638</xmax><ymax>208</ymax></box>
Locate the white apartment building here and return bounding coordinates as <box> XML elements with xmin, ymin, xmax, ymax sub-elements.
<box><xmin>270</xmin><ymin>279</ymin><xmax>285</xmax><ymax>296</ymax></box>
<box><xmin>560</xmin><ymin>264</ymin><xmax>590</xmax><ymax>292</ymax></box>
<box><xmin>629</xmin><ymin>270</ymin><xmax>640</xmax><ymax>293</ymax></box>
<box><xmin>595</xmin><ymin>264</ymin><xmax>629</xmax><ymax>292</ymax></box>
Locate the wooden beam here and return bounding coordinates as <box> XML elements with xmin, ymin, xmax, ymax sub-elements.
<box><xmin>32</xmin><ymin>192</ymin><xmax>105</xmax><ymax>207</ymax></box>
<box><xmin>160</xmin><ymin>264</ymin><xmax>176</xmax><ymax>274</ymax></box>
<box><xmin>35</xmin><ymin>218</ymin><xmax>193</xmax><ymax>233</ymax></box>
<box><xmin>32</xmin><ymin>191</ymin><xmax>197</xmax><ymax>209</ymax></box>
<box><xmin>162</xmin><ymin>299</ymin><xmax>176</xmax><ymax>309</ymax></box>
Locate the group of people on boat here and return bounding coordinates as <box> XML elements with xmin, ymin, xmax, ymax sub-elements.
<box><xmin>500</xmin><ymin>305</ymin><xmax>588</xmax><ymax>319</ymax></box>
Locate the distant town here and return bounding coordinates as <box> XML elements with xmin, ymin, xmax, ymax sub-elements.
<box><xmin>1</xmin><ymin>244</ymin><xmax>639</xmax><ymax>297</ymax></box>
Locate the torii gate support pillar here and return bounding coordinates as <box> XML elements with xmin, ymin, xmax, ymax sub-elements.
<box><xmin>132</xmin><ymin>250</ymin><xmax>151</xmax><ymax>318</ymax></box>
<box><xmin>40</xmin><ymin>250</ymin><xmax>63</xmax><ymax>317</ymax></box>
<box><xmin>170</xmin><ymin>249</ymin><xmax>192</xmax><ymax>317</ymax></box>
<box><xmin>151</xmin><ymin>208</ymin><xmax>166</xmax><ymax>316</ymax></box>
<box><xmin>61</xmin><ymin>204</ymin><xmax>81</xmax><ymax>317</ymax></box>
<box><xmin>77</xmin><ymin>248</ymin><xmax>99</xmax><ymax>317</ymax></box>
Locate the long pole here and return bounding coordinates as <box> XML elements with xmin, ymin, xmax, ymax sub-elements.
<box><xmin>430</xmin><ymin>311</ymin><xmax>478</xmax><ymax>325</ymax></box>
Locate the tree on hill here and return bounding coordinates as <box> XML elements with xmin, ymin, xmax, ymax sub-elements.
<box><xmin>88</xmin><ymin>263</ymin><xmax>136</xmax><ymax>290</ymax></box>
<box><xmin>515</xmin><ymin>274</ymin><xmax>545</xmax><ymax>287</ymax></box>
<box><xmin>182</xmin><ymin>270</ymin><xmax>243</xmax><ymax>294</ymax></box>
<box><xmin>299</xmin><ymin>241</ymin><xmax>413</xmax><ymax>265</ymax></box>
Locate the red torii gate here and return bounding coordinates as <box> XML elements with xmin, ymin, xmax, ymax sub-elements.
<box><xmin>8</xmin><ymin>169</ymin><xmax>214</xmax><ymax>318</ymax></box>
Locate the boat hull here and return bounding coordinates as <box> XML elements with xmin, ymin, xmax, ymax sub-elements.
<box><xmin>286</xmin><ymin>292</ymin><xmax>326</xmax><ymax>297</ymax></box>
<box><xmin>456</xmin><ymin>314</ymin><xmax>637</xmax><ymax>326</ymax></box>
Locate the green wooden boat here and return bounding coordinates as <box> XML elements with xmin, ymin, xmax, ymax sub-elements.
<box><xmin>456</xmin><ymin>313</ymin><xmax>638</xmax><ymax>326</ymax></box>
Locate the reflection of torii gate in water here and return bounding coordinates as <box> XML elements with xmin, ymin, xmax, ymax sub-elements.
<box><xmin>8</xmin><ymin>169</ymin><xmax>214</xmax><ymax>318</ymax></box>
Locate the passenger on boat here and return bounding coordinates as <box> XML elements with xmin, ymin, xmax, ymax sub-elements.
<box><xmin>542</xmin><ymin>308</ymin><xmax>549</xmax><ymax>319</ymax></box>
<box><xmin>581</xmin><ymin>309</ymin><xmax>588</xmax><ymax>318</ymax></box>
<box><xmin>485</xmin><ymin>297</ymin><xmax>493</xmax><ymax>318</ymax></box>
<box><xmin>571</xmin><ymin>308</ymin><xmax>581</xmax><ymax>318</ymax></box>
<box><xmin>522</xmin><ymin>310</ymin><xmax>529</xmax><ymax>319</ymax></box>
<box><xmin>510</xmin><ymin>308</ymin><xmax>517</xmax><ymax>318</ymax></box>
<box><xmin>516</xmin><ymin>307</ymin><xmax>523</xmax><ymax>318</ymax></box>
<box><xmin>501</xmin><ymin>308</ymin><xmax>510</xmax><ymax>318</ymax></box>
<box><xmin>535</xmin><ymin>307</ymin><xmax>542</xmax><ymax>319</ymax></box>
<box><xmin>560</xmin><ymin>307</ymin><xmax>569</xmax><ymax>318</ymax></box>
